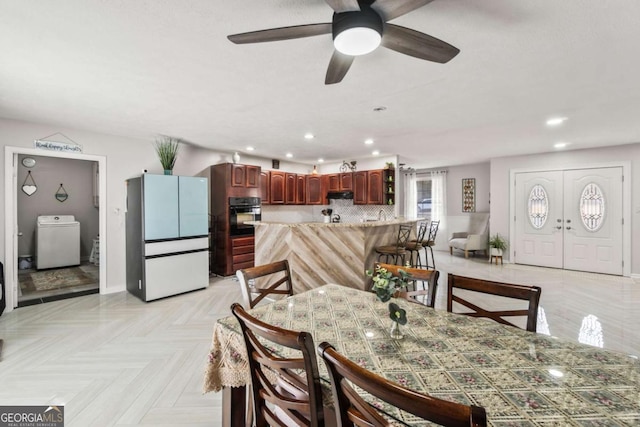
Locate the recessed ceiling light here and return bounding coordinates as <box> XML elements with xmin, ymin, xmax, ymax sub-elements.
<box><xmin>304</xmin><ymin>133</ymin><xmax>314</xmax><ymax>140</ymax></box>
<box><xmin>546</xmin><ymin>117</ymin><xmax>567</xmax><ymax>126</ymax></box>
<box><xmin>318</xmin><ymin>158</ymin><xmax>324</xmax><ymax>163</ymax></box>
<box><xmin>364</xmin><ymin>138</ymin><xmax>374</xmax><ymax>145</ymax></box>
<box><xmin>372</xmin><ymin>150</ymin><xmax>380</xmax><ymax>156</ymax></box>
<box><xmin>246</xmin><ymin>146</ymin><xmax>255</xmax><ymax>151</ymax></box>
<box><xmin>285</xmin><ymin>153</ymin><xmax>293</xmax><ymax>158</ymax></box>
<box><xmin>554</xmin><ymin>142</ymin><xmax>570</xmax><ymax>149</ymax></box>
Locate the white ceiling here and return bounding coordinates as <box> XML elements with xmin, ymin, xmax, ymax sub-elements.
<box><xmin>2</xmin><ymin>0</ymin><xmax>640</xmax><ymax>168</ymax></box>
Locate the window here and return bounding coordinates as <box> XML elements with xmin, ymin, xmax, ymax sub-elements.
<box><xmin>580</xmin><ymin>183</ymin><xmax>605</xmax><ymax>231</ymax></box>
<box><xmin>527</xmin><ymin>184</ymin><xmax>549</xmax><ymax>229</ymax></box>
<box><xmin>416</xmin><ymin>178</ymin><xmax>432</xmax><ymax>216</ymax></box>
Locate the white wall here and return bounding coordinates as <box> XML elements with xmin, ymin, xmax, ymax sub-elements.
<box><xmin>490</xmin><ymin>143</ymin><xmax>639</xmax><ymax>274</ymax></box>
<box><xmin>445</xmin><ymin>162</ymin><xmax>491</xmax><ymax>251</ymax></box>
<box><xmin>1</xmin><ymin>118</ymin><xmax>162</xmax><ymax>294</ymax></box>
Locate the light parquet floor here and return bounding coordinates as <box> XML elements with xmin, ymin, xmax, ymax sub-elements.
<box><xmin>0</xmin><ymin>251</ymin><xmax>638</xmax><ymax>426</ymax></box>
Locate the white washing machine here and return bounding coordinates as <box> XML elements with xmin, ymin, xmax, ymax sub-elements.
<box><xmin>36</xmin><ymin>215</ymin><xmax>81</xmax><ymax>270</ymax></box>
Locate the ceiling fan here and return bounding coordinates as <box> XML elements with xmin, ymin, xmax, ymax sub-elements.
<box><xmin>227</xmin><ymin>0</ymin><xmax>460</xmax><ymax>85</ymax></box>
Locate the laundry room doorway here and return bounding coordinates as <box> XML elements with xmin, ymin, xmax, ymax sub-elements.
<box><xmin>3</xmin><ymin>146</ymin><xmax>107</xmax><ymax>312</ymax></box>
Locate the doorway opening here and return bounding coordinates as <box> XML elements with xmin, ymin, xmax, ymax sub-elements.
<box><xmin>4</xmin><ymin>146</ymin><xmax>107</xmax><ymax>312</ymax></box>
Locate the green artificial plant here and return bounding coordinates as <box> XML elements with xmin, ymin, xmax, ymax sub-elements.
<box><xmin>154</xmin><ymin>136</ymin><xmax>181</xmax><ymax>172</ymax></box>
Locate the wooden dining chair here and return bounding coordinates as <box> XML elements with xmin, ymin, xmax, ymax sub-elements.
<box><xmin>375</xmin><ymin>263</ymin><xmax>439</xmax><ymax>308</ymax></box>
<box><xmin>236</xmin><ymin>260</ymin><xmax>293</xmax><ymax>308</ymax></box>
<box><xmin>374</xmin><ymin>224</ymin><xmax>412</xmax><ymax>266</ymax></box>
<box><xmin>231</xmin><ymin>303</ymin><xmax>325</xmax><ymax>427</ymax></box>
<box><xmin>318</xmin><ymin>342</ymin><xmax>487</xmax><ymax>427</ymax></box>
<box><xmin>447</xmin><ymin>274</ymin><xmax>542</xmax><ymax>332</ymax></box>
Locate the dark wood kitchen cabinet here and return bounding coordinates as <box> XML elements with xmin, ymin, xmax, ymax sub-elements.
<box><xmin>285</xmin><ymin>173</ymin><xmax>296</xmax><ymax>204</ymax></box>
<box><xmin>209</xmin><ymin>163</ymin><xmax>261</xmax><ymax>276</ymax></box>
<box><xmin>306</xmin><ymin>174</ymin><xmax>323</xmax><ymax>204</ymax></box>
<box><xmin>269</xmin><ymin>171</ymin><xmax>285</xmax><ymax>204</ymax></box>
<box><xmin>295</xmin><ymin>174</ymin><xmax>306</xmax><ymax>204</ymax></box>
<box><xmin>327</xmin><ymin>174</ymin><xmax>340</xmax><ymax>192</ymax></box>
<box><xmin>353</xmin><ymin>171</ymin><xmax>368</xmax><ymax>205</ymax></box>
<box><xmin>327</xmin><ymin>173</ymin><xmax>353</xmax><ymax>192</ymax></box>
<box><xmin>339</xmin><ymin>172</ymin><xmax>353</xmax><ymax>191</ymax></box>
<box><xmin>230</xmin><ymin>164</ymin><xmax>260</xmax><ymax>188</ymax></box>
<box><xmin>259</xmin><ymin>170</ymin><xmax>270</xmax><ymax>205</ymax></box>
<box><xmin>367</xmin><ymin>169</ymin><xmax>384</xmax><ymax>205</ymax></box>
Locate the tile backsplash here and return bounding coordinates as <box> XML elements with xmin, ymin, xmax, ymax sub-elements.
<box><xmin>262</xmin><ymin>201</ymin><xmax>395</xmax><ymax>224</ymax></box>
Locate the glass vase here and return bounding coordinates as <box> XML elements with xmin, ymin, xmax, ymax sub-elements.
<box><xmin>389</xmin><ymin>321</ymin><xmax>404</xmax><ymax>340</ymax></box>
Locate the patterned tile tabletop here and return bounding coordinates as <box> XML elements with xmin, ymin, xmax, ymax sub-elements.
<box><xmin>205</xmin><ymin>284</ymin><xmax>640</xmax><ymax>426</ymax></box>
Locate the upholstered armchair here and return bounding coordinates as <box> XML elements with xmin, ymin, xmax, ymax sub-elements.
<box><xmin>449</xmin><ymin>213</ymin><xmax>490</xmax><ymax>258</ymax></box>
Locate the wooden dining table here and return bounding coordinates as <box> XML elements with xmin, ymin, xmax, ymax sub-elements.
<box><xmin>204</xmin><ymin>284</ymin><xmax>640</xmax><ymax>426</ymax></box>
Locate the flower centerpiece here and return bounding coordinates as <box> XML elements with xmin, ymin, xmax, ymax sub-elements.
<box><xmin>366</xmin><ymin>264</ymin><xmax>412</xmax><ymax>339</ymax></box>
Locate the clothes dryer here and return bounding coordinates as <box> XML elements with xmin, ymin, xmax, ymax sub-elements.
<box><xmin>36</xmin><ymin>215</ymin><xmax>80</xmax><ymax>269</ymax></box>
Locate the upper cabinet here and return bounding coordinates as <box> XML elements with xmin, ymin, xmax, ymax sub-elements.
<box><xmin>296</xmin><ymin>174</ymin><xmax>306</xmax><ymax>204</ymax></box>
<box><xmin>306</xmin><ymin>175</ymin><xmax>323</xmax><ymax>205</ymax></box>
<box><xmin>353</xmin><ymin>171</ymin><xmax>368</xmax><ymax>205</ymax></box>
<box><xmin>231</xmin><ymin>164</ymin><xmax>260</xmax><ymax>188</ymax></box>
<box><xmin>327</xmin><ymin>173</ymin><xmax>353</xmax><ymax>191</ymax></box>
<box><xmin>260</xmin><ymin>170</ymin><xmax>270</xmax><ymax>205</ymax></box>
<box><xmin>270</xmin><ymin>171</ymin><xmax>285</xmax><ymax>204</ymax></box>
<box><xmin>258</xmin><ymin>167</ymin><xmax>391</xmax><ymax>206</ymax></box>
<box><xmin>340</xmin><ymin>173</ymin><xmax>353</xmax><ymax>191</ymax></box>
<box><xmin>367</xmin><ymin>170</ymin><xmax>384</xmax><ymax>205</ymax></box>
<box><xmin>285</xmin><ymin>173</ymin><xmax>296</xmax><ymax>204</ymax></box>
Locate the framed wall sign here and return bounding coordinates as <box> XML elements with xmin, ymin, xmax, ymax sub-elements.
<box><xmin>462</xmin><ymin>178</ymin><xmax>476</xmax><ymax>212</ymax></box>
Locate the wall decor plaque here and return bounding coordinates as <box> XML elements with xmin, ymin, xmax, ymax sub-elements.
<box><xmin>462</xmin><ymin>178</ymin><xmax>475</xmax><ymax>212</ymax></box>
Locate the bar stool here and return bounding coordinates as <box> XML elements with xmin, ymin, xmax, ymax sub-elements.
<box><xmin>424</xmin><ymin>220</ymin><xmax>440</xmax><ymax>269</ymax></box>
<box><xmin>375</xmin><ymin>224</ymin><xmax>412</xmax><ymax>265</ymax></box>
<box><xmin>405</xmin><ymin>220</ymin><xmax>428</xmax><ymax>267</ymax></box>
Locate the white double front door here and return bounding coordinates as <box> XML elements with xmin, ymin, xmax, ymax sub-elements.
<box><xmin>514</xmin><ymin>167</ymin><xmax>623</xmax><ymax>275</ymax></box>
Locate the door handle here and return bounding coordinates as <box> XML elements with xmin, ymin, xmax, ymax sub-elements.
<box><xmin>566</xmin><ymin>226</ymin><xmax>572</xmax><ymax>230</ymax></box>
<box><xmin>555</xmin><ymin>226</ymin><xmax>562</xmax><ymax>230</ymax></box>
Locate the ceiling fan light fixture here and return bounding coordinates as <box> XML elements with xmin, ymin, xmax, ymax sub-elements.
<box><xmin>332</xmin><ymin>6</ymin><xmax>383</xmax><ymax>56</ymax></box>
<box><xmin>334</xmin><ymin>27</ymin><xmax>381</xmax><ymax>55</ymax></box>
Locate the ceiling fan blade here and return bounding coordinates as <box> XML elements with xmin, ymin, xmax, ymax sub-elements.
<box><xmin>325</xmin><ymin>0</ymin><xmax>361</xmax><ymax>13</ymax></box>
<box><xmin>371</xmin><ymin>0</ymin><xmax>434</xmax><ymax>21</ymax></box>
<box><xmin>325</xmin><ymin>50</ymin><xmax>354</xmax><ymax>84</ymax></box>
<box><xmin>381</xmin><ymin>24</ymin><xmax>460</xmax><ymax>63</ymax></box>
<box><xmin>228</xmin><ymin>23</ymin><xmax>332</xmax><ymax>44</ymax></box>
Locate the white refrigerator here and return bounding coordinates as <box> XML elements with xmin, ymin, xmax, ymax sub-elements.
<box><xmin>126</xmin><ymin>174</ymin><xmax>209</xmax><ymax>302</ymax></box>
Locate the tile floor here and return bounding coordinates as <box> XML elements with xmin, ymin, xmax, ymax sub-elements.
<box><xmin>0</xmin><ymin>250</ymin><xmax>638</xmax><ymax>426</ymax></box>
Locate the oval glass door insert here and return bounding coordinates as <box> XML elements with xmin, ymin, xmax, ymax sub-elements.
<box><xmin>528</xmin><ymin>184</ymin><xmax>549</xmax><ymax>229</ymax></box>
<box><xmin>580</xmin><ymin>183</ymin><xmax>605</xmax><ymax>231</ymax></box>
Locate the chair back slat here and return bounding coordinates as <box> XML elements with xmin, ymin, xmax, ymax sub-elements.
<box><xmin>375</xmin><ymin>263</ymin><xmax>439</xmax><ymax>308</ymax></box>
<box><xmin>319</xmin><ymin>342</ymin><xmax>487</xmax><ymax>427</ymax></box>
<box><xmin>237</xmin><ymin>260</ymin><xmax>293</xmax><ymax>308</ymax></box>
<box><xmin>232</xmin><ymin>303</ymin><xmax>324</xmax><ymax>427</ymax></box>
<box><xmin>447</xmin><ymin>274</ymin><xmax>542</xmax><ymax>332</ymax></box>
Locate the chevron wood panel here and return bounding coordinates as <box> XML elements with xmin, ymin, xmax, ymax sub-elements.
<box><xmin>254</xmin><ymin>221</ymin><xmax>416</xmax><ymax>293</ymax></box>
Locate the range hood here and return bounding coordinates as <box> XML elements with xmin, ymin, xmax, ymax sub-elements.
<box><xmin>327</xmin><ymin>191</ymin><xmax>354</xmax><ymax>200</ymax></box>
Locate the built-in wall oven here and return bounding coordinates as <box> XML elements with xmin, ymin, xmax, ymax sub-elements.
<box><xmin>229</xmin><ymin>197</ymin><xmax>261</xmax><ymax>236</ymax></box>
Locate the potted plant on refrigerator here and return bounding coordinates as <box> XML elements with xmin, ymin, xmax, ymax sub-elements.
<box><xmin>154</xmin><ymin>136</ymin><xmax>180</xmax><ymax>175</ymax></box>
<box><xmin>488</xmin><ymin>233</ymin><xmax>508</xmax><ymax>257</ymax></box>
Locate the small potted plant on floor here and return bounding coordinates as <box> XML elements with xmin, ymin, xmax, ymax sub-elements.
<box><xmin>488</xmin><ymin>233</ymin><xmax>508</xmax><ymax>257</ymax></box>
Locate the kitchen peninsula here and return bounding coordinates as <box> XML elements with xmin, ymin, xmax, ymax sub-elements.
<box><xmin>252</xmin><ymin>219</ymin><xmax>418</xmax><ymax>293</ymax></box>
